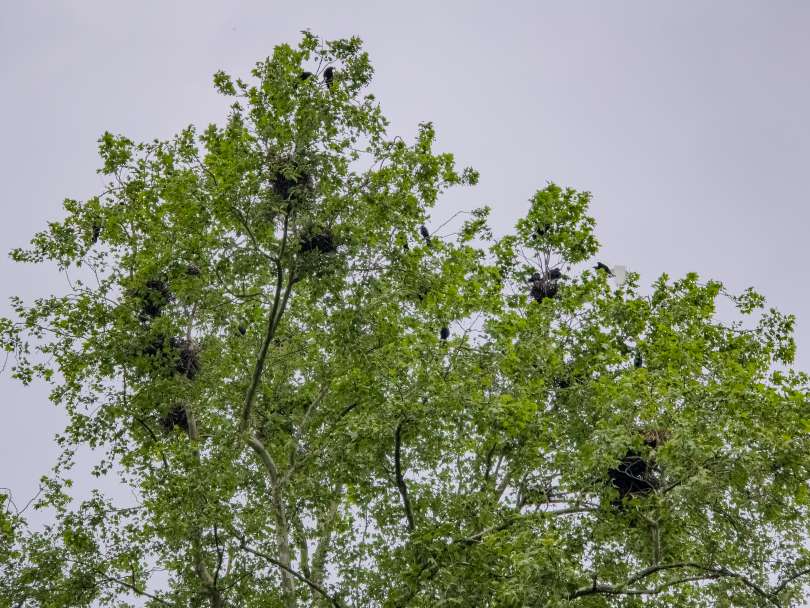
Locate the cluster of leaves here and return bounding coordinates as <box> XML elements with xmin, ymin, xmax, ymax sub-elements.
<box><xmin>2</xmin><ymin>33</ymin><xmax>810</xmax><ymax>608</ymax></box>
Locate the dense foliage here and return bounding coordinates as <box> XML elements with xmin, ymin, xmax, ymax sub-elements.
<box><xmin>2</xmin><ymin>34</ymin><xmax>810</xmax><ymax>607</ymax></box>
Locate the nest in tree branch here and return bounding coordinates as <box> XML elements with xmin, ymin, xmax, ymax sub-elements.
<box><xmin>135</xmin><ymin>334</ymin><xmax>200</xmax><ymax>380</ymax></box>
<box><xmin>606</xmin><ymin>427</ymin><xmax>670</xmax><ymax>509</ymax></box>
<box><xmin>528</xmin><ymin>268</ymin><xmax>566</xmax><ymax>303</ymax></box>
<box><xmin>607</xmin><ymin>451</ymin><xmax>657</xmax><ymax>504</ymax></box>
<box><xmin>160</xmin><ymin>403</ymin><xmax>189</xmax><ymax>433</ymax></box>
<box><xmin>299</xmin><ymin>229</ymin><xmax>336</xmax><ymax>254</ymax></box>
<box><xmin>169</xmin><ymin>337</ymin><xmax>201</xmax><ymax>380</ymax></box>
<box><xmin>529</xmin><ymin>277</ymin><xmax>558</xmax><ymax>303</ymax></box>
<box><xmin>272</xmin><ymin>165</ymin><xmax>313</xmax><ymax>202</ymax></box>
<box><xmin>130</xmin><ymin>279</ymin><xmax>174</xmax><ymax>320</ymax></box>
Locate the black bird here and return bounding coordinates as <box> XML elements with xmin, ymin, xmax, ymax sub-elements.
<box><xmin>91</xmin><ymin>223</ymin><xmax>101</xmax><ymax>244</ymax></box>
<box><xmin>440</xmin><ymin>326</ymin><xmax>450</xmax><ymax>340</ymax></box>
<box><xmin>547</xmin><ymin>268</ymin><xmax>562</xmax><ymax>280</ymax></box>
<box><xmin>323</xmin><ymin>67</ymin><xmax>335</xmax><ymax>87</ymax></box>
<box><xmin>419</xmin><ymin>225</ymin><xmax>431</xmax><ymax>245</ymax></box>
<box><xmin>299</xmin><ymin>71</ymin><xmax>314</xmax><ymax>81</ymax></box>
<box><xmin>593</xmin><ymin>262</ymin><xmax>614</xmax><ymax>276</ymax></box>
<box><xmin>634</xmin><ymin>351</ymin><xmax>643</xmax><ymax>368</ymax></box>
<box><xmin>237</xmin><ymin>324</ymin><xmax>247</xmax><ymax>336</ymax></box>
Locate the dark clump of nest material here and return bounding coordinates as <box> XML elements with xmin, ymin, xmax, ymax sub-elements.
<box><xmin>131</xmin><ymin>279</ymin><xmax>174</xmax><ymax>321</ymax></box>
<box><xmin>529</xmin><ymin>273</ymin><xmax>559</xmax><ymax>303</ymax></box>
<box><xmin>169</xmin><ymin>337</ymin><xmax>201</xmax><ymax>380</ymax></box>
<box><xmin>160</xmin><ymin>403</ymin><xmax>188</xmax><ymax>433</ymax></box>
<box><xmin>641</xmin><ymin>428</ymin><xmax>670</xmax><ymax>449</ymax></box>
<box><xmin>135</xmin><ymin>334</ymin><xmax>200</xmax><ymax>380</ymax></box>
<box><xmin>607</xmin><ymin>451</ymin><xmax>657</xmax><ymax>506</ymax></box>
<box><xmin>414</xmin><ymin>283</ymin><xmax>430</xmax><ymax>303</ymax></box>
<box><xmin>273</xmin><ymin>173</ymin><xmax>298</xmax><ymax>201</ymax></box>
<box><xmin>606</xmin><ymin>428</ymin><xmax>670</xmax><ymax>510</ymax></box>
<box><xmin>534</xmin><ymin>223</ymin><xmax>551</xmax><ymax>239</ymax></box>
<box><xmin>300</xmin><ymin>229</ymin><xmax>336</xmax><ymax>254</ymax></box>
<box><xmin>272</xmin><ymin>165</ymin><xmax>313</xmax><ymax>202</ymax></box>
<box><xmin>140</xmin><ymin>334</ymin><xmax>168</xmax><ymax>358</ymax></box>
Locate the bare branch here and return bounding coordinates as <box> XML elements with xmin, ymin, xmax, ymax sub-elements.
<box><xmin>312</xmin><ymin>490</ymin><xmax>342</xmax><ymax>586</ymax></box>
<box><xmin>240</xmin><ymin>211</ymin><xmax>294</xmax><ymax>433</ymax></box>
<box><xmin>239</xmin><ymin>539</ymin><xmax>346</xmax><ymax>608</ymax></box>
<box><xmin>246</xmin><ymin>434</ymin><xmax>280</xmax><ymax>483</ymax></box>
<box><xmin>567</xmin><ymin>562</ymin><xmax>777</xmax><ymax>605</ymax></box>
<box><xmin>773</xmin><ymin>566</ymin><xmax>810</xmax><ymax>596</ymax></box>
<box><xmin>394</xmin><ymin>419</ymin><xmax>415</xmax><ymax>532</ymax></box>
<box><xmin>96</xmin><ymin>572</ymin><xmax>174</xmax><ymax>607</ymax></box>
<box><xmin>64</xmin><ymin>559</ymin><xmax>174</xmax><ymax>608</ymax></box>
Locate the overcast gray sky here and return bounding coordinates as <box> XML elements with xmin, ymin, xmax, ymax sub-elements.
<box><xmin>2</xmin><ymin>1</ymin><xmax>809</xmax><ymax>522</ymax></box>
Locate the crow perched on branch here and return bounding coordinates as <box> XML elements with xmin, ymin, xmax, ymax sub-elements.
<box><xmin>323</xmin><ymin>67</ymin><xmax>335</xmax><ymax>87</ymax></box>
<box><xmin>593</xmin><ymin>262</ymin><xmax>614</xmax><ymax>276</ymax></box>
<box><xmin>440</xmin><ymin>327</ymin><xmax>450</xmax><ymax>340</ymax></box>
<box><xmin>419</xmin><ymin>225</ymin><xmax>431</xmax><ymax>245</ymax></box>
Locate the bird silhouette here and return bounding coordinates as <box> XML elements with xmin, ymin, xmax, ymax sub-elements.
<box><xmin>440</xmin><ymin>327</ymin><xmax>450</xmax><ymax>340</ymax></box>
<box><xmin>594</xmin><ymin>262</ymin><xmax>614</xmax><ymax>276</ymax></box>
<box><xmin>419</xmin><ymin>225</ymin><xmax>431</xmax><ymax>244</ymax></box>
<box><xmin>323</xmin><ymin>67</ymin><xmax>335</xmax><ymax>87</ymax></box>
<box><xmin>299</xmin><ymin>71</ymin><xmax>314</xmax><ymax>81</ymax></box>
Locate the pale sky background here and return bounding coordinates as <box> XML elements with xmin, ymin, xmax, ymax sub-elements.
<box><xmin>1</xmin><ymin>0</ymin><xmax>809</xmax><ymax>536</ymax></box>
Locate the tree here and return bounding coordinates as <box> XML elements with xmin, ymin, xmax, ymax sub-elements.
<box><xmin>2</xmin><ymin>33</ymin><xmax>810</xmax><ymax>608</ymax></box>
